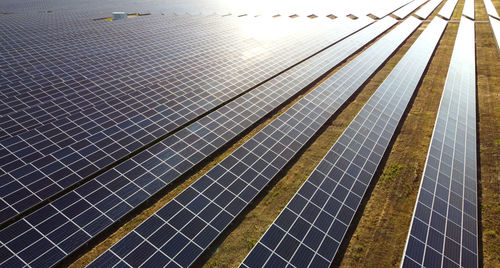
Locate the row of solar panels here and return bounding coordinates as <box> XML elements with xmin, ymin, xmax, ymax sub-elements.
<box><xmin>0</xmin><ymin>15</ymin><xmax>345</xmax><ymax>138</ymax></box>
<box><xmin>242</xmin><ymin>15</ymin><xmax>448</xmax><ymax>268</ymax></box>
<box><xmin>89</xmin><ymin>15</ymin><xmax>414</xmax><ymax>268</ymax></box>
<box><xmin>402</xmin><ymin>16</ymin><xmax>478</xmax><ymax>268</ymax></box>
<box><xmin>0</xmin><ymin>0</ymin><xmax>482</xmax><ymax>267</ymax></box>
<box><xmin>0</xmin><ymin>0</ymin><xmax>413</xmax><ymax>18</ymax></box>
<box><xmin>0</xmin><ymin>11</ymin><xmax>381</xmax><ymax>267</ymax></box>
<box><xmin>87</xmin><ymin>2</ymin><xmax>481</xmax><ymax>267</ymax></box>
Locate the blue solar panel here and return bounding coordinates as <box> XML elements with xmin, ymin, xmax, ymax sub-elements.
<box><xmin>0</xmin><ymin>16</ymin><xmax>380</xmax><ymax>267</ymax></box>
<box><xmin>242</xmin><ymin>16</ymin><xmax>448</xmax><ymax>268</ymax></box>
<box><xmin>87</xmin><ymin>17</ymin><xmax>399</xmax><ymax>268</ymax></box>
<box><xmin>401</xmin><ymin>16</ymin><xmax>477</xmax><ymax>268</ymax></box>
<box><xmin>0</xmin><ymin>1</ymin><xmax>489</xmax><ymax>267</ymax></box>
<box><xmin>0</xmin><ymin>16</ymin><xmax>371</xmax><ymax>224</ymax></box>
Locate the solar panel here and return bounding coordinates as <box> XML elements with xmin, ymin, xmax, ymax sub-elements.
<box><xmin>393</xmin><ymin>0</ymin><xmax>429</xmax><ymax>19</ymax></box>
<box><xmin>0</xmin><ymin>15</ymin><xmax>314</xmax><ymax>106</ymax></box>
<box><xmin>0</xmin><ymin>17</ymin><xmax>245</xmax><ymax>140</ymax></box>
<box><xmin>483</xmin><ymin>0</ymin><xmax>500</xmax><ymax>19</ymax></box>
<box><xmin>490</xmin><ymin>16</ymin><xmax>500</xmax><ymax>54</ymax></box>
<box><xmin>0</xmin><ymin>17</ymin><xmax>386</xmax><ymax>268</ymax></box>
<box><xmin>401</xmin><ymin>16</ymin><xmax>477</xmax><ymax>268</ymax></box>
<box><xmin>437</xmin><ymin>0</ymin><xmax>459</xmax><ymax>20</ymax></box>
<box><xmin>0</xmin><ymin>0</ymin><xmax>429</xmax><ymax>19</ymax></box>
<box><xmin>462</xmin><ymin>0</ymin><xmax>475</xmax><ymax>20</ymax></box>
<box><xmin>0</xmin><ymin>15</ymin><xmax>359</xmax><ymax>131</ymax></box>
<box><xmin>242</xmin><ymin>16</ymin><xmax>448</xmax><ymax>268</ymax></box>
<box><xmin>0</xmin><ymin>17</ymin><xmax>373</xmax><ymax>224</ymax></box>
<box><xmin>86</xmin><ymin>16</ymin><xmax>400</xmax><ymax>268</ymax></box>
<box><xmin>414</xmin><ymin>0</ymin><xmax>444</xmax><ymax>19</ymax></box>
<box><xmin>0</xmin><ymin>16</ymin><xmax>233</xmax><ymax>102</ymax></box>
<box><xmin>0</xmin><ymin>15</ymin><xmax>345</xmax><ymax>139</ymax></box>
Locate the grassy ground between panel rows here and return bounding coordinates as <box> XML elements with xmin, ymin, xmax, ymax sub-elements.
<box><xmin>477</xmin><ymin>0</ymin><xmax>500</xmax><ymax>266</ymax></box>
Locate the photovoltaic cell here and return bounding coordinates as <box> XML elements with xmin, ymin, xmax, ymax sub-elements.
<box><xmin>437</xmin><ymin>0</ymin><xmax>459</xmax><ymax>20</ymax></box>
<box><xmin>242</xmin><ymin>16</ymin><xmax>447</xmax><ymax>268</ymax></box>
<box><xmin>0</xmin><ymin>17</ymin><xmax>383</xmax><ymax>268</ymax></box>
<box><xmin>462</xmin><ymin>0</ymin><xmax>475</xmax><ymax>20</ymax></box>
<box><xmin>0</xmin><ymin>17</ymin><xmax>372</xmax><ymax>224</ymax></box>
<box><xmin>414</xmin><ymin>0</ymin><xmax>444</xmax><ymax>19</ymax></box>
<box><xmin>393</xmin><ymin>0</ymin><xmax>429</xmax><ymax>19</ymax></box>
<box><xmin>401</xmin><ymin>16</ymin><xmax>477</xmax><ymax>268</ymax></box>
<box><xmin>87</xmin><ymin>17</ymin><xmax>399</xmax><ymax>268</ymax></box>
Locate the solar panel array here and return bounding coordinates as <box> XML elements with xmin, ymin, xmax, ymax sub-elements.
<box><xmin>0</xmin><ymin>17</ymin><xmax>380</xmax><ymax>268</ymax></box>
<box><xmin>0</xmin><ymin>15</ymin><xmax>235</xmax><ymax>106</ymax></box>
<box><xmin>0</xmin><ymin>0</ymin><xmax>492</xmax><ymax>267</ymax></box>
<box><xmin>393</xmin><ymin>0</ymin><xmax>429</xmax><ymax>19</ymax></box>
<box><xmin>0</xmin><ymin>15</ymin><xmax>342</xmax><ymax>140</ymax></box>
<box><xmin>414</xmin><ymin>0</ymin><xmax>444</xmax><ymax>19</ymax></box>
<box><xmin>88</xmin><ymin>16</ymin><xmax>400</xmax><ymax>268</ymax></box>
<box><xmin>0</xmin><ymin>15</ymin><xmax>366</xmax><ymax>224</ymax></box>
<box><xmin>0</xmin><ymin>0</ymin><xmax>208</xmax><ymax>15</ymax></box>
<box><xmin>462</xmin><ymin>0</ymin><xmax>475</xmax><ymax>20</ymax></box>
<box><xmin>483</xmin><ymin>0</ymin><xmax>500</xmax><ymax>19</ymax></box>
<box><xmin>0</xmin><ymin>0</ymin><xmax>429</xmax><ymax>19</ymax></box>
<box><xmin>0</xmin><ymin>15</ymin><xmax>344</xmax><ymax>134</ymax></box>
<box><xmin>401</xmin><ymin>16</ymin><xmax>478</xmax><ymax>268</ymax></box>
<box><xmin>437</xmin><ymin>0</ymin><xmax>459</xmax><ymax>20</ymax></box>
<box><xmin>242</xmin><ymin>16</ymin><xmax>448</xmax><ymax>268</ymax></box>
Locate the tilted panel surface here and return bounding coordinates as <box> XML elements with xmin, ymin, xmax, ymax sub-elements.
<box><xmin>402</xmin><ymin>17</ymin><xmax>477</xmax><ymax>268</ymax></box>
<box><xmin>242</xmin><ymin>17</ymin><xmax>448</xmax><ymax>268</ymax></box>
<box><xmin>0</xmin><ymin>16</ymin><xmax>383</xmax><ymax>268</ymax></box>
<box><xmin>462</xmin><ymin>0</ymin><xmax>475</xmax><ymax>19</ymax></box>
<box><xmin>0</xmin><ymin>17</ymin><xmax>373</xmax><ymax>224</ymax></box>
<box><xmin>86</xmin><ymin>17</ymin><xmax>399</xmax><ymax>268</ymax></box>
